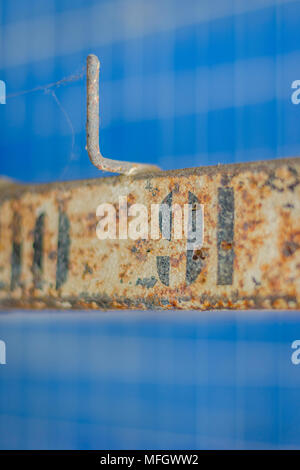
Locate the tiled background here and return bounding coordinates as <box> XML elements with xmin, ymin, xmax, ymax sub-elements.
<box><xmin>1</xmin><ymin>0</ymin><xmax>300</xmax><ymax>450</ymax></box>
<box><xmin>1</xmin><ymin>311</ymin><xmax>300</xmax><ymax>450</ymax></box>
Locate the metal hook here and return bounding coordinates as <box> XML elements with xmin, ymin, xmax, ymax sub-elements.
<box><xmin>86</xmin><ymin>54</ymin><xmax>161</xmax><ymax>176</ymax></box>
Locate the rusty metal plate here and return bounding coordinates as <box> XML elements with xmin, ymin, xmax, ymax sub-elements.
<box><xmin>1</xmin><ymin>157</ymin><xmax>300</xmax><ymax>310</ymax></box>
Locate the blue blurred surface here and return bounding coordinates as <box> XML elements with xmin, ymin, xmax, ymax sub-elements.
<box><xmin>0</xmin><ymin>311</ymin><xmax>300</xmax><ymax>450</ymax></box>
<box><xmin>1</xmin><ymin>0</ymin><xmax>300</xmax><ymax>450</ymax></box>
<box><xmin>0</xmin><ymin>0</ymin><xmax>300</xmax><ymax>182</ymax></box>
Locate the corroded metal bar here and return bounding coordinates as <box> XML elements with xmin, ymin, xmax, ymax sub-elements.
<box><xmin>0</xmin><ymin>157</ymin><xmax>300</xmax><ymax>310</ymax></box>
<box><xmin>86</xmin><ymin>54</ymin><xmax>160</xmax><ymax>175</ymax></box>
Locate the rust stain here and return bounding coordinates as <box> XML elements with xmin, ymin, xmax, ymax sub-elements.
<box><xmin>0</xmin><ymin>158</ymin><xmax>300</xmax><ymax>310</ymax></box>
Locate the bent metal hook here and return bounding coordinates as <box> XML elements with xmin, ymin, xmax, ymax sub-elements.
<box><xmin>86</xmin><ymin>54</ymin><xmax>161</xmax><ymax>176</ymax></box>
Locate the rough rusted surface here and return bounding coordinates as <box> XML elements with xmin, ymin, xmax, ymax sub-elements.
<box><xmin>0</xmin><ymin>157</ymin><xmax>300</xmax><ymax>310</ymax></box>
